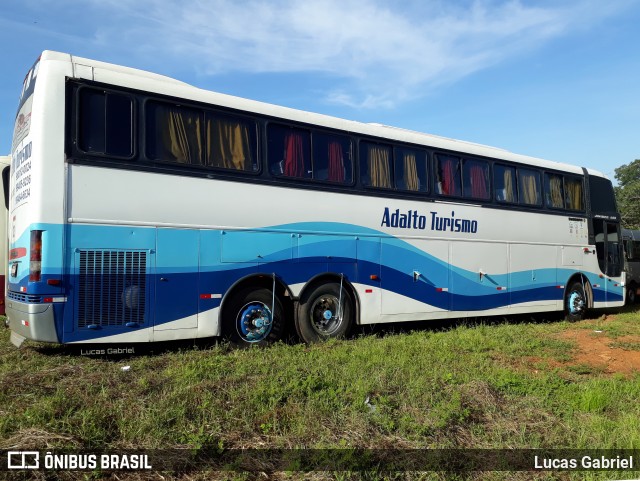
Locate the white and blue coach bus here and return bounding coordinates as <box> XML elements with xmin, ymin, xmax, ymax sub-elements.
<box><xmin>6</xmin><ymin>51</ymin><xmax>624</xmax><ymax>347</ymax></box>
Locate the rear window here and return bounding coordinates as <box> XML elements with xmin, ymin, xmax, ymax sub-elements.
<box><xmin>78</xmin><ymin>88</ymin><xmax>133</xmax><ymax>158</ymax></box>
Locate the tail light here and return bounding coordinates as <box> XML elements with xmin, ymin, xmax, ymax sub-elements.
<box><xmin>29</xmin><ymin>230</ymin><xmax>43</xmax><ymax>282</ymax></box>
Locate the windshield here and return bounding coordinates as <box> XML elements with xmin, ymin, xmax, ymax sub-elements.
<box><xmin>589</xmin><ymin>176</ymin><xmax>618</xmax><ymax>218</ymax></box>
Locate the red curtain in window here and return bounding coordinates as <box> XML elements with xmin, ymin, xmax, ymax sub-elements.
<box><xmin>283</xmin><ymin>133</ymin><xmax>305</xmax><ymax>177</ymax></box>
<box><xmin>327</xmin><ymin>141</ymin><xmax>345</xmax><ymax>182</ymax></box>
<box><xmin>441</xmin><ymin>158</ymin><xmax>456</xmax><ymax>195</ymax></box>
<box><xmin>470</xmin><ymin>164</ymin><xmax>488</xmax><ymax>199</ymax></box>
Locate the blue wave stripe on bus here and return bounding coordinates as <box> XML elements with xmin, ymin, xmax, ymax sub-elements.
<box><xmin>8</xmin><ymin>222</ymin><xmax>622</xmax><ymax>342</ymax></box>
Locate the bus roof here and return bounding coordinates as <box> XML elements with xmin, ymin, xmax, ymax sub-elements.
<box><xmin>43</xmin><ymin>50</ymin><xmax>605</xmax><ymax>179</ymax></box>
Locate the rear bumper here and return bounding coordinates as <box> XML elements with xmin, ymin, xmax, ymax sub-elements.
<box><xmin>5</xmin><ymin>297</ymin><xmax>59</xmax><ymax>345</ymax></box>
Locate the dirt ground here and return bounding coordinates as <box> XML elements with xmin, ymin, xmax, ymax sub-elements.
<box><xmin>555</xmin><ymin>327</ymin><xmax>640</xmax><ymax>376</ymax></box>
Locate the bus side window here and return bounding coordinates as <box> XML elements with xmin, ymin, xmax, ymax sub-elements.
<box><xmin>205</xmin><ymin>114</ymin><xmax>258</xmax><ymax>172</ymax></box>
<box><xmin>361</xmin><ymin>142</ymin><xmax>393</xmax><ymax>189</ymax></box>
<box><xmin>435</xmin><ymin>154</ymin><xmax>461</xmax><ymax>197</ymax></box>
<box><xmin>78</xmin><ymin>88</ymin><xmax>133</xmax><ymax>158</ymax></box>
<box><xmin>564</xmin><ymin>177</ymin><xmax>584</xmax><ymax>211</ymax></box>
<box><xmin>462</xmin><ymin>158</ymin><xmax>490</xmax><ymax>200</ymax></box>
<box><xmin>518</xmin><ymin>168</ymin><xmax>542</xmax><ymax>206</ymax></box>
<box><xmin>394</xmin><ymin>147</ymin><xmax>428</xmax><ymax>192</ymax></box>
<box><xmin>312</xmin><ymin>132</ymin><xmax>352</xmax><ymax>184</ymax></box>
<box><xmin>544</xmin><ymin>173</ymin><xmax>564</xmax><ymax>209</ymax></box>
<box><xmin>146</xmin><ymin>101</ymin><xmax>203</xmax><ymax>165</ymax></box>
<box><xmin>268</xmin><ymin>124</ymin><xmax>311</xmax><ymax>179</ymax></box>
<box><xmin>494</xmin><ymin>164</ymin><xmax>516</xmax><ymax>203</ymax></box>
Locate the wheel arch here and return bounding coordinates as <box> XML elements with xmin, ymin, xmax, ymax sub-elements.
<box><xmin>564</xmin><ymin>273</ymin><xmax>593</xmax><ymax>309</ymax></box>
<box><xmin>297</xmin><ymin>273</ymin><xmax>361</xmax><ymax>325</ymax></box>
<box><xmin>219</xmin><ymin>273</ymin><xmax>294</xmax><ymax>330</ymax></box>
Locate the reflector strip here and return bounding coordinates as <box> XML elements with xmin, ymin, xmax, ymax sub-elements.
<box><xmin>436</xmin><ymin>287</ymin><xmax>448</xmax><ymax>292</ymax></box>
<box><xmin>43</xmin><ymin>297</ymin><xmax>66</xmax><ymax>303</ymax></box>
<box><xmin>9</xmin><ymin>247</ymin><xmax>26</xmax><ymax>260</ymax></box>
<box><xmin>200</xmin><ymin>294</ymin><xmax>222</xmax><ymax>299</ymax></box>
<box><xmin>365</xmin><ymin>289</ymin><xmax>373</xmax><ymax>293</ymax></box>
<box><xmin>556</xmin><ymin>285</ymin><xmax>565</xmax><ymax>289</ymax></box>
<box><xmin>593</xmin><ymin>284</ymin><xmax>600</xmax><ymax>288</ymax></box>
<box><xmin>496</xmin><ymin>287</ymin><xmax>507</xmax><ymax>291</ymax></box>
<box><xmin>21</xmin><ymin>320</ymin><xmax>29</xmax><ymax>327</ymax></box>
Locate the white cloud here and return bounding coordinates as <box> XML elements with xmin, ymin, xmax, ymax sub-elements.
<box><xmin>30</xmin><ymin>0</ymin><xmax>637</xmax><ymax>108</ymax></box>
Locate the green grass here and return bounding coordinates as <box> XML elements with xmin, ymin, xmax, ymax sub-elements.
<box><xmin>2</xmin><ymin>309</ymin><xmax>640</xmax><ymax>480</ymax></box>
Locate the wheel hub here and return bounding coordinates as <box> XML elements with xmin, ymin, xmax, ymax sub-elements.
<box><xmin>237</xmin><ymin>302</ymin><xmax>273</xmax><ymax>342</ymax></box>
<box><xmin>310</xmin><ymin>296</ymin><xmax>342</xmax><ymax>335</ymax></box>
<box><xmin>569</xmin><ymin>291</ymin><xmax>585</xmax><ymax>314</ymax></box>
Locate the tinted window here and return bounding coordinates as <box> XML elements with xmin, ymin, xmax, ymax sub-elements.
<box><xmin>518</xmin><ymin>168</ymin><xmax>541</xmax><ymax>206</ymax></box>
<box><xmin>435</xmin><ymin>154</ymin><xmax>462</xmax><ymax>197</ymax></box>
<box><xmin>78</xmin><ymin>88</ymin><xmax>133</xmax><ymax>157</ymax></box>
<box><xmin>268</xmin><ymin>124</ymin><xmax>311</xmax><ymax>178</ymax></box>
<box><xmin>463</xmin><ymin>158</ymin><xmax>490</xmax><ymax>200</ymax></box>
<box><xmin>146</xmin><ymin>101</ymin><xmax>202</xmax><ymax>164</ymax></box>
<box><xmin>494</xmin><ymin>164</ymin><xmax>517</xmax><ymax>203</ymax></box>
<box><xmin>589</xmin><ymin>176</ymin><xmax>617</xmax><ymax>214</ymax></box>
<box><xmin>626</xmin><ymin>240</ymin><xmax>640</xmax><ymax>261</ymax></box>
<box><xmin>313</xmin><ymin>132</ymin><xmax>353</xmax><ymax>184</ymax></box>
<box><xmin>544</xmin><ymin>173</ymin><xmax>564</xmax><ymax>209</ymax></box>
<box><xmin>564</xmin><ymin>177</ymin><xmax>584</xmax><ymax>211</ymax></box>
<box><xmin>394</xmin><ymin>147</ymin><xmax>428</xmax><ymax>192</ymax></box>
<box><xmin>361</xmin><ymin>142</ymin><xmax>392</xmax><ymax>189</ymax></box>
<box><xmin>205</xmin><ymin>113</ymin><xmax>258</xmax><ymax>172</ymax></box>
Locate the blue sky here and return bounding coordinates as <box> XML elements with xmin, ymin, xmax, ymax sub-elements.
<box><xmin>1</xmin><ymin>0</ymin><xmax>639</xmax><ymax>180</ymax></box>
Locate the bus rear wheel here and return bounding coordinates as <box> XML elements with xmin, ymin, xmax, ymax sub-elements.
<box><xmin>565</xmin><ymin>281</ymin><xmax>587</xmax><ymax>322</ymax></box>
<box><xmin>296</xmin><ymin>282</ymin><xmax>353</xmax><ymax>343</ymax></box>
<box><xmin>224</xmin><ymin>287</ymin><xmax>284</xmax><ymax>347</ymax></box>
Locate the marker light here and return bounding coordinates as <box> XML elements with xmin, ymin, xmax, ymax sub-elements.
<box><xmin>29</xmin><ymin>230</ymin><xmax>43</xmax><ymax>282</ymax></box>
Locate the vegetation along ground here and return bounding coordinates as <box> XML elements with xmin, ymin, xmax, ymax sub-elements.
<box><xmin>2</xmin><ymin>307</ymin><xmax>640</xmax><ymax>481</ymax></box>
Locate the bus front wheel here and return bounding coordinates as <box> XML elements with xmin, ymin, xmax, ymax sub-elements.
<box><xmin>627</xmin><ymin>284</ymin><xmax>637</xmax><ymax>304</ymax></box>
<box><xmin>224</xmin><ymin>287</ymin><xmax>285</xmax><ymax>347</ymax></box>
<box><xmin>296</xmin><ymin>282</ymin><xmax>353</xmax><ymax>343</ymax></box>
<box><xmin>565</xmin><ymin>281</ymin><xmax>587</xmax><ymax>322</ymax></box>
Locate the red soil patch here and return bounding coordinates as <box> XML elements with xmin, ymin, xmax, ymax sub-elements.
<box><xmin>556</xmin><ymin>329</ymin><xmax>640</xmax><ymax>376</ymax></box>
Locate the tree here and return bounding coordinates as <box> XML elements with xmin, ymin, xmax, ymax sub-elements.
<box><xmin>614</xmin><ymin>159</ymin><xmax>640</xmax><ymax>229</ymax></box>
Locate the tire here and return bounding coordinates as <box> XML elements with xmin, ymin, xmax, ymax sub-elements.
<box><xmin>296</xmin><ymin>282</ymin><xmax>353</xmax><ymax>343</ymax></box>
<box><xmin>223</xmin><ymin>287</ymin><xmax>285</xmax><ymax>347</ymax></box>
<box><xmin>565</xmin><ymin>281</ymin><xmax>587</xmax><ymax>322</ymax></box>
<box><xmin>627</xmin><ymin>284</ymin><xmax>637</xmax><ymax>305</ymax></box>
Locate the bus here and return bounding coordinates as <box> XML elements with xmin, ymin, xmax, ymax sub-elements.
<box><xmin>622</xmin><ymin>229</ymin><xmax>640</xmax><ymax>303</ymax></box>
<box><xmin>0</xmin><ymin>155</ymin><xmax>9</xmax><ymax>316</ymax></box>
<box><xmin>5</xmin><ymin>51</ymin><xmax>624</xmax><ymax>348</ymax></box>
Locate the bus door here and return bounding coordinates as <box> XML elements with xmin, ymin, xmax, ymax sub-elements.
<box><xmin>154</xmin><ymin>229</ymin><xmax>198</xmax><ymax>331</ymax></box>
<box><xmin>594</xmin><ymin>220</ymin><xmax>623</xmax><ymax>303</ymax></box>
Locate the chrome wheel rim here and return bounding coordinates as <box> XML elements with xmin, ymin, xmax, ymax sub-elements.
<box><xmin>310</xmin><ymin>294</ymin><xmax>343</xmax><ymax>336</ymax></box>
<box><xmin>568</xmin><ymin>289</ymin><xmax>585</xmax><ymax>315</ymax></box>
<box><xmin>237</xmin><ymin>302</ymin><xmax>272</xmax><ymax>343</ymax></box>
